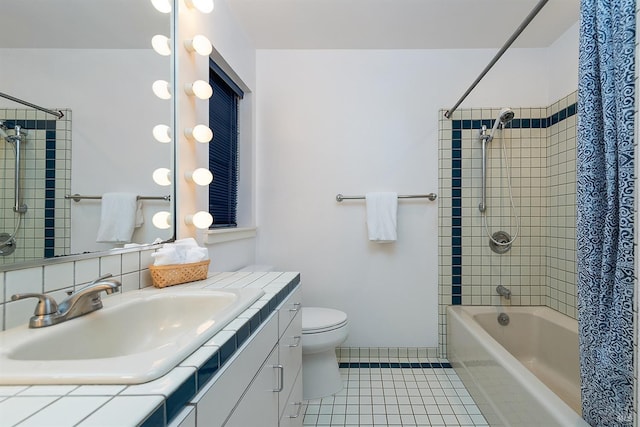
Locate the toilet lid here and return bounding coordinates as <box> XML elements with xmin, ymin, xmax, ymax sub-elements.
<box><xmin>302</xmin><ymin>307</ymin><xmax>348</xmax><ymax>333</ymax></box>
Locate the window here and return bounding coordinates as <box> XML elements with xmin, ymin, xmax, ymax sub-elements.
<box><xmin>208</xmin><ymin>59</ymin><xmax>244</xmax><ymax>228</ymax></box>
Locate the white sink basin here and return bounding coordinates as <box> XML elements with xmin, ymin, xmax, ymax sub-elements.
<box><xmin>0</xmin><ymin>287</ymin><xmax>264</xmax><ymax>384</ymax></box>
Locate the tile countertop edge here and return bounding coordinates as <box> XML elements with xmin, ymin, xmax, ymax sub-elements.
<box><xmin>0</xmin><ymin>271</ymin><xmax>301</xmax><ymax>427</ymax></box>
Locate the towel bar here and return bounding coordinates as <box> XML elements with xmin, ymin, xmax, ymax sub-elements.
<box><xmin>336</xmin><ymin>193</ymin><xmax>437</xmax><ymax>202</ymax></box>
<box><xmin>65</xmin><ymin>194</ymin><xmax>171</xmax><ymax>202</ymax></box>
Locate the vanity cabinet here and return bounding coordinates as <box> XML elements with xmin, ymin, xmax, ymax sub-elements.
<box><xmin>192</xmin><ymin>286</ymin><xmax>303</xmax><ymax>427</ymax></box>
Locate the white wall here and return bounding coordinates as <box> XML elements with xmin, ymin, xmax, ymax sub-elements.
<box><xmin>177</xmin><ymin>0</ymin><xmax>258</xmax><ymax>270</ymax></box>
<box><xmin>548</xmin><ymin>22</ymin><xmax>579</xmax><ymax>102</ymax></box>
<box><xmin>254</xmin><ymin>46</ymin><xmax>574</xmax><ymax>347</ymax></box>
<box><xmin>0</xmin><ymin>48</ymin><xmax>172</xmax><ymax>253</ymax></box>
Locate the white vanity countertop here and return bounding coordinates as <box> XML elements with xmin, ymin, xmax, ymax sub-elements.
<box><xmin>0</xmin><ymin>271</ymin><xmax>301</xmax><ymax>427</ymax></box>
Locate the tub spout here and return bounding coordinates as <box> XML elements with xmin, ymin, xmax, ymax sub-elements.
<box><xmin>496</xmin><ymin>285</ymin><xmax>511</xmax><ymax>299</ymax></box>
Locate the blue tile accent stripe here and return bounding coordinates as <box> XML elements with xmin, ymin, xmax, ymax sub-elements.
<box><xmin>448</xmin><ymin>104</ymin><xmax>576</xmax><ymax>305</ymax></box>
<box><xmin>339</xmin><ymin>362</ymin><xmax>453</xmax><ymax>369</ymax></box>
<box><xmin>2</xmin><ymin>119</ymin><xmax>57</xmax><ymax>258</ymax></box>
<box><xmin>164</xmin><ymin>274</ymin><xmax>301</xmax><ymax>426</ymax></box>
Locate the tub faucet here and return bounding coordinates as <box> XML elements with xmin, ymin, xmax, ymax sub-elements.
<box><xmin>11</xmin><ymin>274</ymin><xmax>121</xmax><ymax>328</ymax></box>
<box><xmin>496</xmin><ymin>285</ymin><xmax>511</xmax><ymax>300</ymax></box>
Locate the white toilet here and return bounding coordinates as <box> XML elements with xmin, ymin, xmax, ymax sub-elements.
<box><xmin>302</xmin><ymin>307</ymin><xmax>349</xmax><ymax>400</ymax></box>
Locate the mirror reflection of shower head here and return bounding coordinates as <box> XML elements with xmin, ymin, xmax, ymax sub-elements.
<box><xmin>488</xmin><ymin>107</ymin><xmax>515</xmax><ymax>142</ymax></box>
<box><xmin>0</xmin><ymin>122</ymin><xmax>8</xmax><ymax>140</ymax></box>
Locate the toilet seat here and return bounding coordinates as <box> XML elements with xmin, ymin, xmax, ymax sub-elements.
<box><xmin>302</xmin><ymin>307</ymin><xmax>348</xmax><ymax>334</ymax></box>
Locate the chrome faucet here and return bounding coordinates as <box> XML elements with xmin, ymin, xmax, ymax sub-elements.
<box><xmin>496</xmin><ymin>285</ymin><xmax>511</xmax><ymax>300</ymax></box>
<box><xmin>11</xmin><ymin>274</ymin><xmax>121</xmax><ymax>328</ymax></box>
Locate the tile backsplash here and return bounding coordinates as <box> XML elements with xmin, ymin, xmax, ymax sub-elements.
<box><xmin>0</xmin><ymin>247</ymin><xmax>158</xmax><ymax>330</ymax></box>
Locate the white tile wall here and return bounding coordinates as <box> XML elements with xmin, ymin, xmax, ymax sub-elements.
<box><xmin>438</xmin><ymin>93</ymin><xmax>578</xmax><ymax>355</ymax></box>
<box><xmin>0</xmin><ymin>108</ymin><xmax>72</xmax><ymax>264</ymax></box>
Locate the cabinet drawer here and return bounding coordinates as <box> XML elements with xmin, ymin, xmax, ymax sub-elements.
<box><xmin>278</xmin><ymin>286</ymin><xmax>302</xmax><ymax>337</ymax></box>
<box><xmin>279</xmin><ymin>368</ymin><xmax>303</xmax><ymax>427</ymax></box>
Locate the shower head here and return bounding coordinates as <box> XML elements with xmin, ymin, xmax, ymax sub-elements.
<box><xmin>488</xmin><ymin>107</ymin><xmax>515</xmax><ymax>142</ymax></box>
<box><xmin>0</xmin><ymin>122</ymin><xmax>8</xmax><ymax>140</ymax></box>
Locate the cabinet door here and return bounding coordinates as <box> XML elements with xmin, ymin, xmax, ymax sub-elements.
<box><xmin>224</xmin><ymin>346</ymin><xmax>280</xmax><ymax>427</ymax></box>
<box><xmin>278</xmin><ymin>286</ymin><xmax>302</xmax><ymax>337</ymax></box>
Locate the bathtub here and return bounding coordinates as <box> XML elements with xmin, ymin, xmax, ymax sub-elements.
<box><xmin>447</xmin><ymin>305</ymin><xmax>589</xmax><ymax>427</ymax></box>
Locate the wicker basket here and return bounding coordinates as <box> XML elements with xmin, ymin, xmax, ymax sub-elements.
<box><xmin>149</xmin><ymin>260</ymin><xmax>210</xmax><ymax>288</ymax></box>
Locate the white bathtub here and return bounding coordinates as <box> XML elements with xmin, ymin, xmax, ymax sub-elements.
<box><xmin>447</xmin><ymin>305</ymin><xmax>589</xmax><ymax>427</ymax></box>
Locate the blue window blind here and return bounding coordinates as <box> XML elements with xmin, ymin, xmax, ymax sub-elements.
<box><xmin>208</xmin><ymin>59</ymin><xmax>244</xmax><ymax>228</ymax></box>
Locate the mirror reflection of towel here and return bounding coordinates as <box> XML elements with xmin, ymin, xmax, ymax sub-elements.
<box><xmin>365</xmin><ymin>192</ymin><xmax>398</xmax><ymax>243</ymax></box>
<box><xmin>96</xmin><ymin>192</ymin><xmax>144</xmax><ymax>243</ymax></box>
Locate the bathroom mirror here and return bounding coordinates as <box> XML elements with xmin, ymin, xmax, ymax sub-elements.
<box><xmin>0</xmin><ymin>0</ymin><xmax>174</xmax><ymax>267</ymax></box>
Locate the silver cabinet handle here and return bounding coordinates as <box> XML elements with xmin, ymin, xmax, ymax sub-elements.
<box><xmin>289</xmin><ymin>302</ymin><xmax>301</xmax><ymax>313</ymax></box>
<box><xmin>288</xmin><ymin>336</ymin><xmax>301</xmax><ymax>348</ymax></box>
<box><xmin>273</xmin><ymin>365</ymin><xmax>284</xmax><ymax>392</ymax></box>
<box><xmin>288</xmin><ymin>402</ymin><xmax>303</xmax><ymax>419</ymax></box>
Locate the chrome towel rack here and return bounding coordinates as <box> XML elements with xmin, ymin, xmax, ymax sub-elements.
<box><xmin>65</xmin><ymin>194</ymin><xmax>171</xmax><ymax>202</ymax></box>
<box><xmin>336</xmin><ymin>193</ymin><xmax>437</xmax><ymax>202</ymax></box>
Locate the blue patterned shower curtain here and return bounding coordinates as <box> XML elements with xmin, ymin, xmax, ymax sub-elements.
<box><xmin>577</xmin><ymin>0</ymin><xmax>635</xmax><ymax>425</ymax></box>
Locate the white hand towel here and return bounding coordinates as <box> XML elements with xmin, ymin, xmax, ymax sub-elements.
<box><xmin>365</xmin><ymin>192</ymin><xmax>398</xmax><ymax>243</ymax></box>
<box><xmin>96</xmin><ymin>193</ymin><xmax>144</xmax><ymax>243</ymax></box>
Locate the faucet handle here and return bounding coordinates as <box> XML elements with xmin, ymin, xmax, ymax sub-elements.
<box><xmin>11</xmin><ymin>293</ymin><xmax>59</xmax><ymax>316</ymax></box>
<box><xmin>90</xmin><ymin>273</ymin><xmax>113</xmax><ymax>284</ymax></box>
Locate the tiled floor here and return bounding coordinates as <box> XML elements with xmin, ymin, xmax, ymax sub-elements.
<box><xmin>303</xmin><ymin>360</ymin><xmax>488</xmax><ymax>427</ymax></box>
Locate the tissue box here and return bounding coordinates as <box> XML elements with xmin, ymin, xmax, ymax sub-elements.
<box><xmin>149</xmin><ymin>260</ymin><xmax>210</xmax><ymax>288</ymax></box>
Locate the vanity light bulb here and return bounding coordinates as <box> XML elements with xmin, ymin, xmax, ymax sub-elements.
<box><xmin>184</xmin><ymin>35</ymin><xmax>212</xmax><ymax>56</ymax></box>
<box><xmin>185</xmin><ymin>0</ymin><xmax>214</xmax><ymax>13</ymax></box>
<box><xmin>152</xmin><ymin>211</ymin><xmax>172</xmax><ymax>229</ymax></box>
<box><xmin>151</xmin><ymin>35</ymin><xmax>171</xmax><ymax>56</ymax></box>
<box><xmin>185</xmin><ymin>211</ymin><xmax>213</xmax><ymax>229</ymax></box>
<box><xmin>152</xmin><ymin>168</ymin><xmax>172</xmax><ymax>186</ymax></box>
<box><xmin>184</xmin><ymin>125</ymin><xmax>213</xmax><ymax>143</ymax></box>
<box><xmin>150</xmin><ymin>0</ymin><xmax>171</xmax><ymax>13</ymax></box>
<box><xmin>185</xmin><ymin>168</ymin><xmax>213</xmax><ymax>186</ymax></box>
<box><xmin>185</xmin><ymin>80</ymin><xmax>213</xmax><ymax>100</ymax></box>
<box><xmin>152</xmin><ymin>80</ymin><xmax>171</xmax><ymax>100</ymax></box>
<box><xmin>152</xmin><ymin>125</ymin><xmax>172</xmax><ymax>143</ymax></box>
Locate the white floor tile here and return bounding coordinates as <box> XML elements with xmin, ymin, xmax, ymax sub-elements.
<box><xmin>303</xmin><ymin>360</ymin><xmax>488</xmax><ymax>427</ymax></box>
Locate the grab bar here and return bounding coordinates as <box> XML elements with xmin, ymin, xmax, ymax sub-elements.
<box><xmin>336</xmin><ymin>193</ymin><xmax>437</xmax><ymax>202</ymax></box>
<box><xmin>65</xmin><ymin>194</ymin><xmax>171</xmax><ymax>202</ymax></box>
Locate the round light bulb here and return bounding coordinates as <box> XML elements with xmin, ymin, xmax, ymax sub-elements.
<box><xmin>152</xmin><ymin>80</ymin><xmax>171</xmax><ymax>100</ymax></box>
<box><xmin>152</xmin><ymin>211</ymin><xmax>172</xmax><ymax>229</ymax></box>
<box><xmin>152</xmin><ymin>125</ymin><xmax>171</xmax><ymax>143</ymax></box>
<box><xmin>186</xmin><ymin>211</ymin><xmax>214</xmax><ymax>229</ymax></box>
<box><xmin>184</xmin><ymin>35</ymin><xmax>212</xmax><ymax>56</ymax></box>
<box><xmin>185</xmin><ymin>80</ymin><xmax>213</xmax><ymax>99</ymax></box>
<box><xmin>185</xmin><ymin>0</ymin><xmax>214</xmax><ymax>13</ymax></box>
<box><xmin>152</xmin><ymin>168</ymin><xmax>172</xmax><ymax>186</ymax></box>
<box><xmin>184</xmin><ymin>125</ymin><xmax>213</xmax><ymax>143</ymax></box>
<box><xmin>150</xmin><ymin>0</ymin><xmax>171</xmax><ymax>13</ymax></box>
<box><xmin>185</xmin><ymin>168</ymin><xmax>214</xmax><ymax>186</ymax></box>
<box><xmin>151</xmin><ymin>35</ymin><xmax>171</xmax><ymax>56</ymax></box>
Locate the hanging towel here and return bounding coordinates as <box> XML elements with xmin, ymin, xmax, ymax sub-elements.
<box><xmin>96</xmin><ymin>192</ymin><xmax>144</xmax><ymax>243</ymax></box>
<box><xmin>365</xmin><ymin>192</ymin><xmax>398</xmax><ymax>243</ymax></box>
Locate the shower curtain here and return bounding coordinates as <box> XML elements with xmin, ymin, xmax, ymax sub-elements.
<box><xmin>577</xmin><ymin>0</ymin><xmax>635</xmax><ymax>425</ymax></box>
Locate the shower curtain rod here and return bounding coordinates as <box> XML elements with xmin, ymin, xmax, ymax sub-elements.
<box><xmin>0</xmin><ymin>91</ymin><xmax>64</xmax><ymax>119</ymax></box>
<box><xmin>443</xmin><ymin>0</ymin><xmax>549</xmax><ymax>119</ymax></box>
